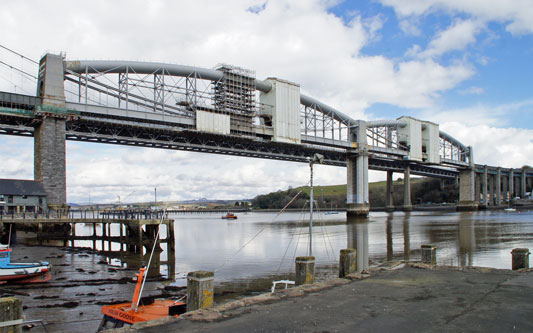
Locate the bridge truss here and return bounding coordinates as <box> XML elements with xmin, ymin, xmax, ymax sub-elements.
<box><xmin>0</xmin><ymin>53</ymin><xmax>472</xmax><ymax>179</ymax></box>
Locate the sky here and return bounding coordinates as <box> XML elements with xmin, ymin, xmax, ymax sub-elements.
<box><xmin>0</xmin><ymin>0</ymin><xmax>532</xmax><ymax>204</ymax></box>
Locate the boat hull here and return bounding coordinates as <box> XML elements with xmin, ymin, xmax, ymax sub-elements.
<box><xmin>0</xmin><ymin>263</ymin><xmax>52</xmax><ymax>283</ymax></box>
<box><xmin>99</xmin><ymin>300</ymin><xmax>186</xmax><ymax>330</ymax></box>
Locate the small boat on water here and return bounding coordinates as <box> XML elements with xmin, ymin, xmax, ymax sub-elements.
<box><xmin>0</xmin><ymin>245</ymin><xmax>51</xmax><ymax>284</ymax></box>
<box><xmin>221</xmin><ymin>212</ymin><xmax>238</xmax><ymax>220</ymax></box>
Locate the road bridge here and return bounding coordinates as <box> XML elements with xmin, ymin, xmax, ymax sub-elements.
<box><xmin>0</xmin><ymin>52</ymin><xmax>531</xmax><ymax>215</ymax></box>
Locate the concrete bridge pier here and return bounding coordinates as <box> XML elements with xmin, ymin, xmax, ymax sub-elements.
<box><xmin>521</xmin><ymin>167</ymin><xmax>527</xmax><ymax>198</ymax></box>
<box><xmin>475</xmin><ymin>173</ymin><xmax>481</xmax><ymax>205</ymax></box>
<box><xmin>346</xmin><ymin>121</ymin><xmax>369</xmax><ymax>217</ymax></box>
<box><xmin>509</xmin><ymin>170</ymin><xmax>514</xmax><ymax>200</ymax></box>
<box><xmin>526</xmin><ymin>171</ymin><xmax>533</xmax><ymax>195</ymax></box>
<box><xmin>488</xmin><ymin>173</ymin><xmax>495</xmax><ymax>206</ymax></box>
<box><xmin>458</xmin><ymin>147</ymin><xmax>478</xmax><ymax>211</ymax></box>
<box><xmin>458</xmin><ymin>169</ymin><xmax>477</xmax><ymax>210</ymax></box>
<box><xmin>502</xmin><ymin>172</ymin><xmax>509</xmax><ymax>202</ymax></box>
<box><xmin>34</xmin><ymin>53</ymin><xmax>68</xmax><ymax>210</ymax></box>
<box><xmin>495</xmin><ymin>168</ymin><xmax>502</xmax><ymax>205</ymax></box>
<box><xmin>480</xmin><ymin>165</ymin><xmax>489</xmax><ymax>209</ymax></box>
<box><xmin>402</xmin><ymin>164</ymin><xmax>413</xmax><ymax>211</ymax></box>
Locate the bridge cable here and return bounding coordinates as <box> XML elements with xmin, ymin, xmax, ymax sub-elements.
<box><xmin>0</xmin><ymin>73</ymin><xmax>36</xmax><ymax>95</ymax></box>
<box><xmin>0</xmin><ymin>44</ymin><xmax>39</xmax><ymax>64</ymax></box>
<box><xmin>0</xmin><ymin>60</ymin><xmax>37</xmax><ymax>80</ymax></box>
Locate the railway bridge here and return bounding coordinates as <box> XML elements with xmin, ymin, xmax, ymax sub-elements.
<box><xmin>0</xmin><ymin>53</ymin><xmax>531</xmax><ymax>215</ymax></box>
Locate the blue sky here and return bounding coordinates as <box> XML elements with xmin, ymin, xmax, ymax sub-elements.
<box><xmin>329</xmin><ymin>0</ymin><xmax>533</xmax><ymax>128</ymax></box>
<box><xmin>0</xmin><ymin>0</ymin><xmax>531</xmax><ymax>204</ymax></box>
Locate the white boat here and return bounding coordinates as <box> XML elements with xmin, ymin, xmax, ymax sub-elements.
<box><xmin>0</xmin><ymin>245</ymin><xmax>51</xmax><ymax>284</ymax></box>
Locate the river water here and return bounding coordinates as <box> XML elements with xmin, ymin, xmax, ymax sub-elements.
<box><xmin>72</xmin><ymin>209</ymin><xmax>533</xmax><ymax>286</ymax></box>
<box><xmin>4</xmin><ymin>208</ymin><xmax>533</xmax><ymax>332</ymax></box>
<box><xmin>168</xmin><ymin>209</ymin><xmax>532</xmax><ymax>286</ymax></box>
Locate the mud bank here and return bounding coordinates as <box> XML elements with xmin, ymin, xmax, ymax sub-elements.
<box><xmin>0</xmin><ymin>244</ymin><xmax>186</xmax><ymax>332</ymax></box>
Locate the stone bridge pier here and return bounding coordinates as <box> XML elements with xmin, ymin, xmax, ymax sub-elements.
<box><xmin>34</xmin><ymin>53</ymin><xmax>68</xmax><ymax>210</ymax></box>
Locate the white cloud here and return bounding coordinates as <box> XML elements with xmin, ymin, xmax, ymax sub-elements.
<box><xmin>418</xmin><ymin>99</ymin><xmax>533</xmax><ymax>127</ymax></box>
<box><xmin>380</xmin><ymin>0</ymin><xmax>533</xmax><ymax>35</ymax></box>
<box><xmin>459</xmin><ymin>86</ymin><xmax>484</xmax><ymax>95</ymax></box>
<box><xmin>399</xmin><ymin>16</ymin><xmax>422</xmax><ymax>36</ymax></box>
<box><xmin>0</xmin><ymin>0</ymin><xmax>478</xmax><ymax>115</ymax></box>
<box><xmin>441</xmin><ymin>122</ymin><xmax>533</xmax><ymax>168</ymax></box>
<box><xmin>416</xmin><ymin>19</ymin><xmax>483</xmax><ymax>59</ymax></box>
<box><xmin>0</xmin><ymin>0</ymin><xmax>531</xmax><ymax>203</ymax></box>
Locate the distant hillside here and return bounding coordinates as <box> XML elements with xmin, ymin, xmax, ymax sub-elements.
<box><xmin>251</xmin><ymin>177</ymin><xmax>458</xmax><ymax>209</ymax></box>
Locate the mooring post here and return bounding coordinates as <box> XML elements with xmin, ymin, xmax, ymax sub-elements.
<box><xmin>295</xmin><ymin>256</ymin><xmax>315</xmax><ymax>285</ymax></box>
<box><xmin>137</xmin><ymin>224</ymin><xmax>143</xmax><ymax>254</ymax></box>
<box><xmin>511</xmin><ymin>248</ymin><xmax>530</xmax><ymax>270</ymax></box>
<box><xmin>339</xmin><ymin>248</ymin><xmax>356</xmax><ymax>277</ymax></box>
<box><xmin>101</xmin><ymin>222</ymin><xmax>106</xmax><ymax>251</ymax></box>
<box><xmin>421</xmin><ymin>244</ymin><xmax>437</xmax><ymax>265</ymax></box>
<box><xmin>0</xmin><ymin>297</ymin><xmax>22</xmax><ymax>333</ymax></box>
<box><xmin>92</xmin><ymin>223</ymin><xmax>96</xmax><ymax>249</ymax></box>
<box><xmin>119</xmin><ymin>222</ymin><xmax>124</xmax><ymax>251</ymax></box>
<box><xmin>187</xmin><ymin>271</ymin><xmax>214</xmax><ymax>312</ymax></box>
<box><xmin>168</xmin><ymin>220</ymin><xmax>175</xmax><ymax>248</ymax></box>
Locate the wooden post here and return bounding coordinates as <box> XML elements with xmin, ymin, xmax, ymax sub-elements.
<box><xmin>119</xmin><ymin>222</ymin><xmax>124</xmax><ymax>251</ymax></box>
<box><xmin>168</xmin><ymin>220</ymin><xmax>175</xmax><ymax>248</ymax></box>
<box><xmin>187</xmin><ymin>271</ymin><xmax>214</xmax><ymax>312</ymax></box>
<box><xmin>138</xmin><ymin>224</ymin><xmax>143</xmax><ymax>254</ymax></box>
<box><xmin>92</xmin><ymin>223</ymin><xmax>96</xmax><ymax>250</ymax></box>
<box><xmin>101</xmin><ymin>223</ymin><xmax>106</xmax><ymax>251</ymax></box>
<box><xmin>0</xmin><ymin>297</ymin><xmax>22</xmax><ymax>333</ymax></box>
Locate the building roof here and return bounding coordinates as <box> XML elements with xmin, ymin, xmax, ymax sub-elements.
<box><xmin>0</xmin><ymin>179</ymin><xmax>47</xmax><ymax>196</ymax></box>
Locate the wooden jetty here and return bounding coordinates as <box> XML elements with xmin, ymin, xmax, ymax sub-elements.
<box><xmin>0</xmin><ymin>210</ymin><xmax>174</xmax><ymax>254</ymax></box>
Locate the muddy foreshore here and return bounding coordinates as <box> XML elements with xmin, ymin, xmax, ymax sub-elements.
<box><xmin>0</xmin><ymin>243</ymin><xmax>188</xmax><ymax>333</ymax></box>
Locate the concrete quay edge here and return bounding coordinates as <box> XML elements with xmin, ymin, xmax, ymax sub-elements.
<box><xmin>109</xmin><ymin>262</ymin><xmax>532</xmax><ymax>332</ymax></box>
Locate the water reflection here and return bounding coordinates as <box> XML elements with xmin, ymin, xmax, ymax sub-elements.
<box><xmin>384</xmin><ymin>214</ymin><xmax>391</xmax><ymax>261</ymax></box>
<box><xmin>346</xmin><ymin>217</ymin><xmax>369</xmax><ymax>271</ymax></box>
<box><xmin>402</xmin><ymin>213</ymin><xmax>410</xmax><ymax>261</ymax></box>
<box><xmin>53</xmin><ymin>209</ymin><xmax>533</xmax><ymax>292</ymax></box>
<box><xmin>458</xmin><ymin>219</ymin><xmax>475</xmax><ymax>267</ymax></box>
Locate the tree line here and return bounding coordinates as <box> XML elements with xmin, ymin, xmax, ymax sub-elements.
<box><xmin>251</xmin><ymin>178</ymin><xmax>458</xmax><ymax>209</ymax></box>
